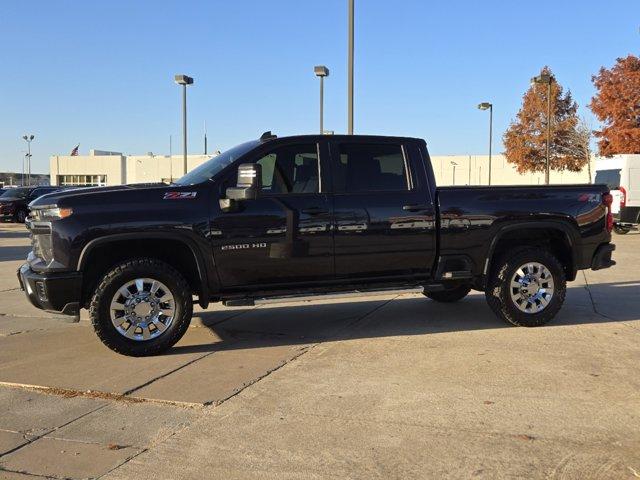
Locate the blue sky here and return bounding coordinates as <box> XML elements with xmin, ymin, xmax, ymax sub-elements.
<box><xmin>0</xmin><ymin>0</ymin><xmax>638</xmax><ymax>174</ymax></box>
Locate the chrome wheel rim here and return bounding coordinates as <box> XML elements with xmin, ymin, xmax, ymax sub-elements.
<box><xmin>509</xmin><ymin>262</ymin><xmax>554</xmax><ymax>314</ymax></box>
<box><xmin>110</xmin><ymin>278</ymin><xmax>175</xmax><ymax>341</ymax></box>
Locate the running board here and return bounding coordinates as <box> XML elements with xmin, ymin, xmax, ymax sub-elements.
<box><xmin>223</xmin><ymin>286</ymin><xmax>431</xmax><ymax>307</ymax></box>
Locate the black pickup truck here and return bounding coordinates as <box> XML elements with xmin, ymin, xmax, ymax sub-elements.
<box><xmin>19</xmin><ymin>133</ymin><xmax>616</xmax><ymax>356</ymax></box>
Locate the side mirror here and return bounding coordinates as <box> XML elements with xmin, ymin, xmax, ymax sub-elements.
<box><xmin>220</xmin><ymin>163</ymin><xmax>262</xmax><ymax>212</ymax></box>
<box><xmin>225</xmin><ymin>163</ymin><xmax>262</xmax><ymax>201</ymax></box>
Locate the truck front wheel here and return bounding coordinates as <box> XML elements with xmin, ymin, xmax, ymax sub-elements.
<box><xmin>485</xmin><ymin>248</ymin><xmax>566</xmax><ymax>327</ymax></box>
<box><xmin>424</xmin><ymin>284</ymin><xmax>471</xmax><ymax>303</ymax></box>
<box><xmin>89</xmin><ymin>258</ymin><xmax>193</xmax><ymax>356</ymax></box>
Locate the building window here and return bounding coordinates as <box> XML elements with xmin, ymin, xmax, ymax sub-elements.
<box><xmin>57</xmin><ymin>175</ymin><xmax>107</xmax><ymax>187</ymax></box>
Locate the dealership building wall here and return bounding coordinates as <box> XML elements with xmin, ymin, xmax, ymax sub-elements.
<box><xmin>432</xmin><ymin>153</ymin><xmax>594</xmax><ymax>186</ymax></box>
<box><xmin>50</xmin><ymin>150</ymin><xmax>213</xmax><ymax>186</ymax></box>
<box><xmin>50</xmin><ymin>149</ymin><xmax>594</xmax><ymax>187</ymax></box>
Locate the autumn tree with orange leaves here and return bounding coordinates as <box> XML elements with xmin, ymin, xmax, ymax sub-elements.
<box><xmin>590</xmin><ymin>55</ymin><xmax>640</xmax><ymax>156</ymax></box>
<box><xmin>503</xmin><ymin>67</ymin><xmax>587</xmax><ymax>174</ymax></box>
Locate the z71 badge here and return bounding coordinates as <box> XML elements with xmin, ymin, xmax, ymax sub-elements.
<box><xmin>163</xmin><ymin>192</ymin><xmax>197</xmax><ymax>200</ymax></box>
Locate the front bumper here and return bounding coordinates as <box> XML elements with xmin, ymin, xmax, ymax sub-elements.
<box><xmin>591</xmin><ymin>243</ymin><xmax>616</xmax><ymax>271</ymax></box>
<box><xmin>17</xmin><ymin>263</ymin><xmax>82</xmax><ymax>316</ymax></box>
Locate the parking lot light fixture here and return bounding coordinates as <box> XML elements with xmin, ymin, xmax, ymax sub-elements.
<box><xmin>174</xmin><ymin>75</ymin><xmax>194</xmax><ymax>176</ymax></box>
<box><xmin>531</xmin><ymin>74</ymin><xmax>555</xmax><ymax>185</ymax></box>
<box><xmin>314</xmin><ymin>66</ymin><xmax>329</xmax><ymax>134</ymax></box>
<box><xmin>450</xmin><ymin>160</ymin><xmax>458</xmax><ymax>185</ymax></box>
<box><xmin>477</xmin><ymin>102</ymin><xmax>493</xmax><ymax>185</ymax></box>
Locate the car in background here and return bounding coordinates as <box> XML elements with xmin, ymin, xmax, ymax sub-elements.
<box><xmin>0</xmin><ymin>189</ymin><xmax>6</xmax><ymax>197</ymax></box>
<box><xmin>0</xmin><ymin>186</ymin><xmax>62</xmax><ymax>223</ymax></box>
<box><xmin>594</xmin><ymin>155</ymin><xmax>640</xmax><ymax>235</ymax></box>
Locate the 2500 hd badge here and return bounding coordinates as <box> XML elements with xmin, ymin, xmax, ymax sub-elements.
<box><xmin>221</xmin><ymin>242</ymin><xmax>268</xmax><ymax>251</ymax></box>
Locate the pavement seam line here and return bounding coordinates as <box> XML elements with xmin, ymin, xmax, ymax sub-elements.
<box><xmin>203</xmin><ymin>345</ymin><xmax>312</xmax><ymax>407</ymax></box>
<box><xmin>582</xmin><ymin>271</ymin><xmax>639</xmax><ymax>332</ymax></box>
<box><xmin>120</xmin><ymin>304</ymin><xmax>271</xmax><ymax>397</ymax></box>
<box><xmin>0</xmin><ymin>467</ymin><xmax>56</xmax><ymax>479</ymax></box>
<box><xmin>202</xmin><ymin>296</ymin><xmax>399</xmax><ymax>408</ymax></box>
<box><xmin>96</xmin><ymin>393</ymin><xmax>204</xmax><ymax>479</ymax></box>
<box><xmin>0</xmin><ymin>381</ymin><xmax>203</xmax><ymax>409</ymax></box>
<box><xmin>0</xmin><ymin>400</ymin><xmax>108</xmax><ymax>460</ymax></box>
<box><xmin>90</xmin><ymin>295</ymin><xmax>400</xmax><ymax>478</ymax></box>
<box><xmin>121</xmin><ymin>341</ymin><xmax>239</xmax><ymax>398</ymax></box>
<box><xmin>96</xmin><ymin>447</ymin><xmax>150</xmax><ymax>480</ymax></box>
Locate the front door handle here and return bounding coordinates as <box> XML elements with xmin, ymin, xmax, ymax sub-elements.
<box><xmin>402</xmin><ymin>204</ymin><xmax>430</xmax><ymax>212</ymax></box>
<box><xmin>301</xmin><ymin>207</ymin><xmax>329</xmax><ymax>215</ymax></box>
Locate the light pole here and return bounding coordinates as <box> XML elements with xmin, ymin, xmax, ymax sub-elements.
<box><xmin>477</xmin><ymin>102</ymin><xmax>493</xmax><ymax>185</ymax></box>
<box><xmin>314</xmin><ymin>66</ymin><xmax>329</xmax><ymax>134</ymax></box>
<box><xmin>174</xmin><ymin>74</ymin><xmax>194</xmax><ymax>176</ymax></box>
<box><xmin>450</xmin><ymin>161</ymin><xmax>458</xmax><ymax>185</ymax></box>
<box><xmin>347</xmin><ymin>0</ymin><xmax>354</xmax><ymax>134</ymax></box>
<box><xmin>531</xmin><ymin>73</ymin><xmax>554</xmax><ymax>184</ymax></box>
<box><xmin>22</xmin><ymin>134</ymin><xmax>34</xmax><ymax>186</ymax></box>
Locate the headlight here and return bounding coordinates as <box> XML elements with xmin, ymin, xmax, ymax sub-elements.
<box><xmin>33</xmin><ymin>205</ymin><xmax>73</xmax><ymax>220</ymax></box>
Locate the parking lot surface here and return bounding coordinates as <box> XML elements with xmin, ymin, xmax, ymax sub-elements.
<box><xmin>0</xmin><ymin>222</ymin><xmax>638</xmax><ymax>479</ymax></box>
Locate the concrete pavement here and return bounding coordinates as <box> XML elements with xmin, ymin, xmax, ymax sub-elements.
<box><xmin>0</xmin><ymin>222</ymin><xmax>638</xmax><ymax>479</ymax></box>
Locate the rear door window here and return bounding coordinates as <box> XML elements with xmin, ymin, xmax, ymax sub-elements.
<box><xmin>333</xmin><ymin>143</ymin><xmax>409</xmax><ymax>193</ymax></box>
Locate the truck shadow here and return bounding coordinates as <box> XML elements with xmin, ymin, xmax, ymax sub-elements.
<box><xmin>170</xmin><ymin>280</ymin><xmax>640</xmax><ymax>355</ymax></box>
<box><xmin>0</xmin><ymin>245</ymin><xmax>31</xmax><ymax>262</ymax></box>
<box><xmin>0</xmin><ymin>229</ymin><xmax>29</xmax><ymax>238</ymax></box>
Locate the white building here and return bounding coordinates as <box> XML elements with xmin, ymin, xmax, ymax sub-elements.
<box><xmin>50</xmin><ymin>148</ymin><xmax>593</xmax><ymax>187</ymax></box>
<box><xmin>50</xmin><ymin>149</ymin><xmax>214</xmax><ymax>186</ymax></box>
<box><xmin>432</xmin><ymin>153</ymin><xmax>594</xmax><ymax>186</ymax></box>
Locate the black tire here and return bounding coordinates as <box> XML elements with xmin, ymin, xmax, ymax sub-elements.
<box><xmin>89</xmin><ymin>258</ymin><xmax>193</xmax><ymax>356</ymax></box>
<box><xmin>614</xmin><ymin>226</ymin><xmax>630</xmax><ymax>235</ymax></box>
<box><xmin>15</xmin><ymin>209</ymin><xmax>27</xmax><ymax>223</ymax></box>
<box><xmin>424</xmin><ymin>284</ymin><xmax>471</xmax><ymax>303</ymax></box>
<box><xmin>485</xmin><ymin>248</ymin><xmax>566</xmax><ymax>327</ymax></box>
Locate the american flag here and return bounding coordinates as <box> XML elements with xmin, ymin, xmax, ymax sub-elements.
<box><xmin>70</xmin><ymin>144</ymin><xmax>79</xmax><ymax>156</ymax></box>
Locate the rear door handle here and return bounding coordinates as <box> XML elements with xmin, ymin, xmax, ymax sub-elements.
<box><xmin>301</xmin><ymin>207</ymin><xmax>329</xmax><ymax>215</ymax></box>
<box><xmin>402</xmin><ymin>204</ymin><xmax>430</xmax><ymax>212</ymax></box>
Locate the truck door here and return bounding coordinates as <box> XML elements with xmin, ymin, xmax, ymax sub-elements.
<box><xmin>211</xmin><ymin>140</ymin><xmax>334</xmax><ymax>289</ymax></box>
<box><xmin>330</xmin><ymin>139</ymin><xmax>437</xmax><ymax>280</ymax></box>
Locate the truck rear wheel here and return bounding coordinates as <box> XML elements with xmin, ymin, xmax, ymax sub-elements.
<box><xmin>89</xmin><ymin>258</ymin><xmax>193</xmax><ymax>356</ymax></box>
<box><xmin>613</xmin><ymin>226</ymin><xmax>630</xmax><ymax>235</ymax></box>
<box><xmin>424</xmin><ymin>284</ymin><xmax>471</xmax><ymax>303</ymax></box>
<box><xmin>485</xmin><ymin>248</ymin><xmax>566</xmax><ymax>327</ymax></box>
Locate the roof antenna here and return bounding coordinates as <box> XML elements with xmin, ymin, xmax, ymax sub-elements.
<box><xmin>260</xmin><ymin>131</ymin><xmax>277</xmax><ymax>142</ymax></box>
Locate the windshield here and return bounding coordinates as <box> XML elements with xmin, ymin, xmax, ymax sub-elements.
<box><xmin>594</xmin><ymin>169</ymin><xmax>621</xmax><ymax>190</ymax></box>
<box><xmin>0</xmin><ymin>188</ymin><xmax>29</xmax><ymax>200</ymax></box>
<box><xmin>174</xmin><ymin>140</ymin><xmax>259</xmax><ymax>186</ymax></box>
